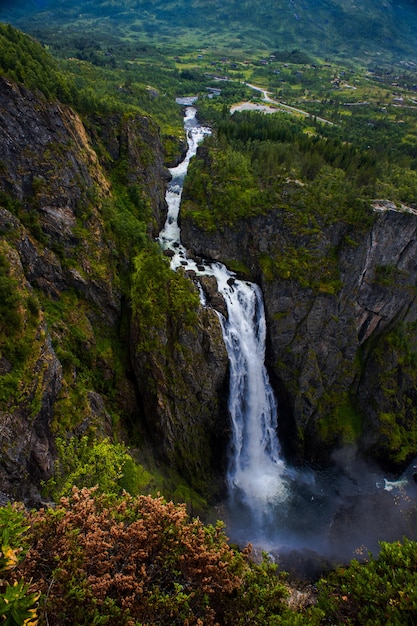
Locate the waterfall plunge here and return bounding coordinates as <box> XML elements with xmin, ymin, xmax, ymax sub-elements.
<box><xmin>210</xmin><ymin>266</ymin><xmax>287</xmax><ymax>510</ymax></box>
<box><xmin>160</xmin><ymin>104</ymin><xmax>417</xmax><ymax>563</ymax></box>
<box><xmin>159</xmin><ymin>106</ymin><xmax>287</xmax><ymax>524</ymax></box>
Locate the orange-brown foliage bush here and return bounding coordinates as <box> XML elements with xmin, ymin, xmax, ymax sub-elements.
<box><xmin>14</xmin><ymin>487</ymin><xmax>288</xmax><ymax>625</ymax></box>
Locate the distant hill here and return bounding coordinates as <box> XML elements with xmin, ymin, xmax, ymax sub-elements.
<box><xmin>2</xmin><ymin>0</ymin><xmax>417</xmax><ymax>67</ymax></box>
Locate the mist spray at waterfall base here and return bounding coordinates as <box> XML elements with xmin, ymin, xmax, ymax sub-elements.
<box><xmin>221</xmin><ymin>448</ymin><xmax>417</xmax><ymax>578</ymax></box>
<box><xmin>160</xmin><ymin>104</ymin><xmax>417</xmax><ymax>576</ymax></box>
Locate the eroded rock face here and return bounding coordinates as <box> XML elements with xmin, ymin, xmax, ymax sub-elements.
<box><xmin>86</xmin><ymin>111</ymin><xmax>171</xmax><ymax>236</ymax></box>
<box><xmin>0</xmin><ymin>241</ymin><xmax>62</xmax><ymax>502</ymax></box>
<box><xmin>181</xmin><ymin>203</ymin><xmax>417</xmax><ymax>469</ymax></box>
<box><xmin>0</xmin><ymin>76</ymin><xmax>126</xmax><ymax>499</ymax></box>
<box><xmin>0</xmin><ymin>77</ymin><xmax>141</xmax><ymax>499</ymax></box>
<box><xmin>349</xmin><ymin>207</ymin><xmax>417</xmax><ymax>342</ymax></box>
<box><xmin>0</xmin><ymin>75</ymin><xmax>231</xmax><ymax>502</ymax></box>
<box><xmin>0</xmin><ymin>77</ymin><xmax>109</xmax><ymax>204</ymax></box>
<box><xmin>0</xmin><ymin>76</ymin><xmax>120</xmax><ymax>321</ymax></box>
<box><xmin>131</xmin><ymin>303</ymin><xmax>229</xmax><ymax>498</ymax></box>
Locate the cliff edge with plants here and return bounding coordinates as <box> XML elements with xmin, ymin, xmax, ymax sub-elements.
<box><xmin>181</xmin><ymin>113</ymin><xmax>417</xmax><ymax>471</ymax></box>
<box><xmin>0</xmin><ymin>25</ymin><xmax>228</xmax><ymax>503</ymax></box>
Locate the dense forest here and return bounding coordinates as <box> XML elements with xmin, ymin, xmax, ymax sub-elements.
<box><xmin>182</xmin><ymin>103</ymin><xmax>417</xmax><ymax>294</ymax></box>
<box><xmin>2</xmin><ymin>0</ymin><xmax>417</xmax><ymax>621</ymax></box>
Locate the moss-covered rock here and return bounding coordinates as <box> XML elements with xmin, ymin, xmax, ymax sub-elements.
<box><xmin>0</xmin><ymin>239</ymin><xmax>62</xmax><ymax>499</ymax></box>
<box><xmin>0</xmin><ymin>71</ymin><xmax>167</xmax><ymax>500</ymax></box>
<box><xmin>182</xmin><ymin>185</ymin><xmax>417</xmax><ymax>471</ymax></box>
<box><xmin>130</xmin><ymin>247</ymin><xmax>229</xmax><ymax>498</ymax></box>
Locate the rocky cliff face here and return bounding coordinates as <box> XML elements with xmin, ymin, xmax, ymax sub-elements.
<box><xmin>86</xmin><ymin>111</ymin><xmax>171</xmax><ymax>236</ymax></box>
<box><xmin>181</xmin><ymin>198</ymin><xmax>417</xmax><ymax>470</ymax></box>
<box><xmin>6</xmin><ymin>63</ymin><xmax>417</xmax><ymax>503</ymax></box>
<box><xmin>0</xmin><ymin>76</ymin><xmax>118</xmax><ymax>501</ymax></box>
<box><xmin>131</xmin><ymin>300</ymin><xmax>229</xmax><ymax>498</ymax></box>
<box><xmin>0</xmin><ymin>75</ymin><xmax>228</xmax><ymax>502</ymax></box>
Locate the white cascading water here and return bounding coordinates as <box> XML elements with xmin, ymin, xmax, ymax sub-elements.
<box><xmin>158</xmin><ymin>104</ymin><xmax>287</xmax><ymax>522</ymax></box>
<box><xmin>212</xmin><ymin>268</ymin><xmax>286</xmax><ymax>510</ymax></box>
<box><xmin>158</xmin><ymin>104</ymin><xmax>417</xmax><ymax>561</ymax></box>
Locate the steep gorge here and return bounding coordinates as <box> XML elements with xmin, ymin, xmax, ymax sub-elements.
<box><xmin>2</xmin><ymin>60</ymin><xmax>417</xmax><ymax>505</ymax></box>
<box><xmin>181</xmin><ymin>188</ymin><xmax>417</xmax><ymax>471</ymax></box>
<box><xmin>0</xmin><ymin>74</ymin><xmax>228</xmax><ymax>502</ymax></box>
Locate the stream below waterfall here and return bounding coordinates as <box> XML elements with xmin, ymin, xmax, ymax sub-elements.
<box><xmin>158</xmin><ymin>102</ymin><xmax>417</xmax><ymax>574</ymax></box>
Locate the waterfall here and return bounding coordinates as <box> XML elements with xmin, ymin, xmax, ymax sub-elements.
<box><xmin>158</xmin><ymin>105</ymin><xmax>208</xmax><ymax>263</ymax></box>
<box><xmin>159</xmin><ymin>105</ymin><xmax>287</xmax><ymax>523</ymax></box>
<box><xmin>157</xmin><ymin>101</ymin><xmax>417</xmax><ymax>568</ymax></box>
<box><xmin>209</xmin><ymin>265</ymin><xmax>286</xmax><ymax>510</ymax></box>
<box><xmin>158</xmin><ymin>104</ymin><xmax>417</xmax><ymax>563</ymax></box>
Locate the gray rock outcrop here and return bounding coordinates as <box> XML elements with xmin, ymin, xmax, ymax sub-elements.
<box><xmin>0</xmin><ymin>75</ymin><xmax>228</xmax><ymax>501</ymax></box>
<box><xmin>182</xmin><ymin>199</ymin><xmax>417</xmax><ymax>469</ymax></box>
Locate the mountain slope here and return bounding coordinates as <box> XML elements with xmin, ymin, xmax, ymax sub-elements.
<box><xmin>0</xmin><ymin>23</ymin><xmax>230</xmax><ymax>503</ymax></box>
<box><xmin>2</xmin><ymin>0</ymin><xmax>417</xmax><ymax>66</ymax></box>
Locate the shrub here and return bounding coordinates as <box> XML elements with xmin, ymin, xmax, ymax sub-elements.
<box><xmin>316</xmin><ymin>538</ymin><xmax>417</xmax><ymax>624</ymax></box>
<box><xmin>0</xmin><ymin>580</ymin><xmax>40</xmax><ymax>626</ymax></box>
<box><xmin>0</xmin><ymin>504</ymin><xmax>40</xmax><ymax>626</ymax></box>
<box><xmin>42</xmin><ymin>436</ymin><xmax>154</xmax><ymax>501</ymax></box>
<box><xmin>14</xmin><ymin>488</ymin><xmax>289</xmax><ymax>625</ymax></box>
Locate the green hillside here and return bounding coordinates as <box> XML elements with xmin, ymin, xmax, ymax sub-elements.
<box><xmin>1</xmin><ymin>11</ymin><xmax>417</xmax><ymax>625</ymax></box>
<box><xmin>2</xmin><ymin>0</ymin><xmax>417</xmax><ymax>67</ymax></box>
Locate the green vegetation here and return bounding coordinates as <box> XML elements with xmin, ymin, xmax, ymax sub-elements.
<box><xmin>39</xmin><ymin>290</ymin><xmax>127</xmax><ymax>433</ymax></box>
<box><xmin>318</xmin><ymin>394</ymin><xmax>363</xmax><ymax>447</ymax></box>
<box><xmin>0</xmin><ymin>579</ymin><xmax>39</xmax><ymax>626</ymax></box>
<box><xmin>42</xmin><ymin>435</ymin><xmax>155</xmax><ymax>500</ymax></box>
<box><xmin>0</xmin><ymin>244</ymin><xmax>44</xmax><ymax>414</ymax></box>
<box><xmin>364</xmin><ymin>321</ymin><xmax>417</xmax><ymax>466</ymax></box>
<box><xmin>6</xmin><ymin>0</ymin><xmax>417</xmax><ymax>67</ymax></box>
<box><xmin>43</xmin><ymin>430</ymin><xmax>210</xmax><ymax>514</ymax></box>
<box><xmin>182</xmin><ymin>109</ymin><xmax>375</xmax><ymax>291</ymax></box>
<box><xmin>0</xmin><ymin>504</ymin><xmax>40</xmax><ymax>626</ymax></box>
<box><xmin>0</xmin><ymin>22</ymin><xmax>74</xmax><ymax>102</ymax></box>
<box><xmin>2</xmin><ymin>491</ymin><xmax>417</xmax><ymax>624</ymax></box>
<box><xmin>0</xmin><ymin>250</ymin><xmax>25</xmax><ymax>344</ymax></box>
<box><xmin>131</xmin><ymin>244</ymin><xmax>200</xmax><ymax>353</ymax></box>
<box><xmin>316</xmin><ymin>538</ymin><xmax>417</xmax><ymax>624</ymax></box>
<box><xmin>182</xmin><ymin>141</ymin><xmax>264</xmax><ymax>231</ymax></box>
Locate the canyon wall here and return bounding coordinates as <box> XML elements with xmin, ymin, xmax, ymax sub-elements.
<box><xmin>2</xmin><ymin>70</ymin><xmax>417</xmax><ymax>504</ymax></box>
<box><xmin>0</xmin><ymin>77</ymin><xmax>227</xmax><ymax>501</ymax></box>
<box><xmin>182</xmin><ymin>197</ymin><xmax>417</xmax><ymax>470</ymax></box>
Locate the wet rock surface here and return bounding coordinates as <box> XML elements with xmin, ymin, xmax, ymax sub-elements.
<box><xmin>182</xmin><ymin>203</ymin><xmax>417</xmax><ymax>468</ymax></box>
<box><xmin>0</xmin><ymin>76</ymin><xmax>175</xmax><ymax>499</ymax></box>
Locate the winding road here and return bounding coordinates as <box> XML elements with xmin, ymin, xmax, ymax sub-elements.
<box><xmin>231</xmin><ymin>83</ymin><xmax>334</xmax><ymax>125</ymax></box>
